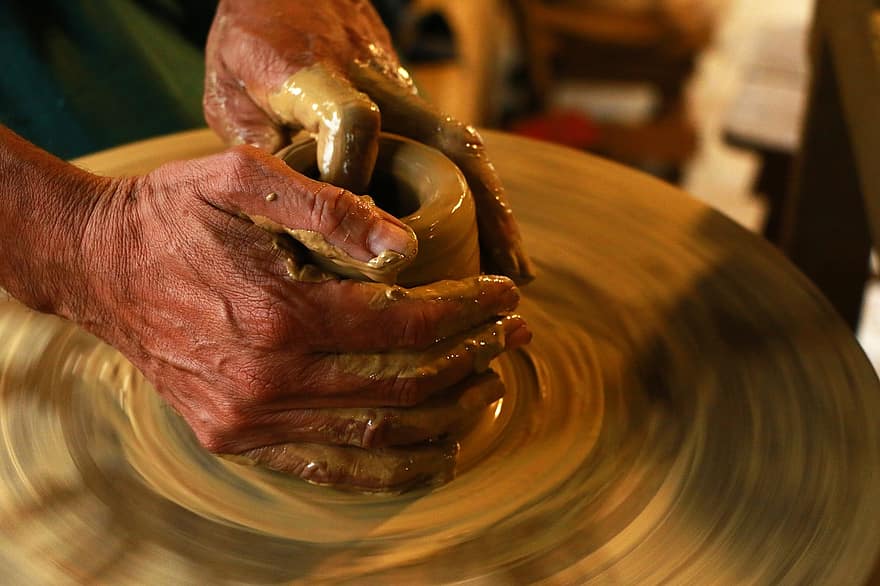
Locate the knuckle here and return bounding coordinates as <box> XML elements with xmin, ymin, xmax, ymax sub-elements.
<box><xmin>196</xmin><ymin>430</ymin><xmax>228</xmax><ymax>454</ymax></box>
<box><xmin>194</xmin><ymin>413</ymin><xmax>242</xmax><ymax>453</ymax></box>
<box><xmin>195</xmin><ymin>382</ymin><xmax>268</xmax><ymax>454</ymax></box>
<box><xmin>220</xmin><ymin>145</ymin><xmax>266</xmax><ymax>184</ymax></box>
<box><xmin>309</xmin><ymin>184</ymin><xmax>346</xmax><ymax>232</ymax></box>
<box><xmin>224</xmin><ymin>144</ymin><xmax>260</xmax><ymax>166</ymax></box>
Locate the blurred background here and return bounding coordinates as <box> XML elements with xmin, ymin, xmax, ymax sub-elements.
<box><xmin>391</xmin><ymin>0</ymin><xmax>810</xmax><ymax>228</ymax></box>
<box><xmin>390</xmin><ymin>0</ymin><xmax>880</xmax><ymax>367</ymax></box>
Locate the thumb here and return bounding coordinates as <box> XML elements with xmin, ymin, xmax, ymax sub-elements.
<box><xmin>199</xmin><ymin>146</ymin><xmax>417</xmax><ymax>282</ymax></box>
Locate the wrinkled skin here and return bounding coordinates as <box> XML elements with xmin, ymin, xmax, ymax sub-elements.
<box><xmin>82</xmin><ymin>146</ymin><xmax>529</xmax><ymax>487</ymax></box>
<box><xmin>233</xmin><ymin>372</ymin><xmax>506</xmax><ymax>492</ymax></box>
<box><xmin>204</xmin><ymin>0</ymin><xmax>535</xmax><ymax>283</ymax></box>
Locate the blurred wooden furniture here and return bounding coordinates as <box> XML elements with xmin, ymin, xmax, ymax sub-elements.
<box><xmin>512</xmin><ymin>0</ymin><xmax>716</xmax><ymax>173</ymax></box>
<box><xmin>515</xmin><ymin>0</ymin><xmax>712</xmax><ymax>106</ymax></box>
<box><xmin>405</xmin><ymin>0</ymin><xmax>508</xmax><ymax>126</ymax></box>
<box><xmin>723</xmin><ymin>23</ymin><xmax>809</xmax><ymax>243</ymax></box>
<box><xmin>780</xmin><ymin>0</ymin><xmax>880</xmax><ymax>329</ymax></box>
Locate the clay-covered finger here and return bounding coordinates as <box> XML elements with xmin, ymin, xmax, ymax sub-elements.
<box><xmin>268</xmin><ymin>65</ymin><xmax>381</xmax><ymax>195</ymax></box>
<box><xmin>349</xmin><ymin>64</ymin><xmax>535</xmax><ymax>284</ymax></box>
<box><xmin>239</xmin><ymin>372</ymin><xmax>504</xmax><ymax>450</ymax></box>
<box><xmin>231</xmin><ymin>440</ymin><xmax>458</xmax><ymax>493</ymax></box>
<box><xmin>297</xmin><ymin>275</ymin><xmax>521</xmax><ymax>352</ymax></box>
<box><xmin>291</xmin><ymin>316</ymin><xmax>529</xmax><ymax>408</ymax></box>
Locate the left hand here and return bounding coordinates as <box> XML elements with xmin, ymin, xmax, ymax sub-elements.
<box><xmin>203</xmin><ymin>0</ymin><xmax>534</xmax><ymax>284</ymax></box>
<box><xmin>76</xmin><ymin>146</ymin><xmax>528</xmax><ymax>491</ymax></box>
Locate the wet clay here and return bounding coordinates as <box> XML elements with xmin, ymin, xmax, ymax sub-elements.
<box><xmin>275</xmin><ymin>133</ymin><xmax>480</xmax><ymax>287</ymax></box>
<box><xmin>240</xmin><ymin>133</ymin><xmax>490</xmax><ymax>489</ymax></box>
<box><xmin>268</xmin><ymin>65</ymin><xmax>380</xmax><ymax>194</ymax></box>
<box><xmin>225</xmin><ymin>373</ymin><xmax>503</xmax><ymax>451</ymax></box>
<box><xmin>346</xmin><ymin>58</ymin><xmax>535</xmax><ymax>283</ymax></box>
<box><xmin>251</xmin><ymin>213</ymin><xmax>414</xmax><ymax>284</ymax></box>
<box><xmin>227</xmin><ymin>441</ymin><xmax>459</xmax><ymax>494</ymax></box>
<box><xmin>323</xmin><ymin>318</ymin><xmax>509</xmax><ymax>380</ymax></box>
<box><xmin>3</xmin><ymin>130</ymin><xmax>877</xmax><ymax>582</ymax></box>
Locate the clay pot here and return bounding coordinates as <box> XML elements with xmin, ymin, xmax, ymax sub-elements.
<box><xmin>277</xmin><ymin>133</ymin><xmax>480</xmax><ymax>286</ymax></box>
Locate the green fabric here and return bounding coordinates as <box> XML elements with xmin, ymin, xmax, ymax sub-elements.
<box><xmin>1</xmin><ymin>1</ymin><xmax>214</xmax><ymax>159</ymax></box>
<box><xmin>1</xmin><ymin>1</ymin><xmax>405</xmax><ymax>159</ymax></box>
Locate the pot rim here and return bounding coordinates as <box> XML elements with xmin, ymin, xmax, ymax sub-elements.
<box><xmin>276</xmin><ymin>133</ymin><xmax>470</xmax><ymax>234</ymax></box>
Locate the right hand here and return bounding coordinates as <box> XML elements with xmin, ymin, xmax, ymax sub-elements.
<box><xmin>75</xmin><ymin>146</ymin><xmax>529</xmax><ymax>491</ymax></box>
<box><xmin>203</xmin><ymin>0</ymin><xmax>535</xmax><ymax>284</ymax></box>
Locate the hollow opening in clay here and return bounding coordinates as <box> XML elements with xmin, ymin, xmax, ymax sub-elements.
<box><xmin>277</xmin><ymin>133</ymin><xmax>479</xmax><ymax>286</ymax></box>
<box><xmin>293</xmin><ymin>160</ymin><xmax>421</xmax><ymax>218</ymax></box>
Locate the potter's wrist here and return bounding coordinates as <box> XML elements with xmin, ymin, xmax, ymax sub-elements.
<box><xmin>11</xmin><ymin>169</ymin><xmax>111</xmax><ymax>321</ymax></box>
<box><xmin>48</xmin><ymin>172</ymin><xmax>128</xmax><ymax>325</ymax></box>
<box><xmin>0</xmin><ymin>126</ymin><xmax>111</xmax><ymax>319</ymax></box>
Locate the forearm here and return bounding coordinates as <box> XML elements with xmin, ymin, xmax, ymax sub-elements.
<box><xmin>0</xmin><ymin>126</ymin><xmax>109</xmax><ymax>318</ymax></box>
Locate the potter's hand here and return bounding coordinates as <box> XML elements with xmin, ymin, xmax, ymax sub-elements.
<box><xmin>82</xmin><ymin>146</ymin><xmax>528</xmax><ymax>489</ymax></box>
<box><xmin>203</xmin><ymin>0</ymin><xmax>535</xmax><ymax>284</ymax></box>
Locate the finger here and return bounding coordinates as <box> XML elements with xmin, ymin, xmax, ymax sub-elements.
<box><xmin>295</xmin><ymin>275</ymin><xmax>521</xmax><ymax>352</ymax></box>
<box><xmin>204</xmin><ymin>63</ymin><xmax>288</xmax><ymax>152</ymax></box>
<box><xmin>231</xmin><ymin>372</ymin><xmax>504</xmax><ymax>451</ymax></box>
<box><xmin>267</xmin><ymin>65</ymin><xmax>381</xmax><ymax>195</ymax></box>
<box><xmin>349</xmin><ymin>64</ymin><xmax>536</xmax><ymax>284</ymax></box>
<box><xmin>286</xmin><ymin>315</ymin><xmax>529</xmax><ymax>408</ymax></box>
<box><xmin>230</xmin><ymin>440</ymin><xmax>458</xmax><ymax>493</ymax></box>
<box><xmin>189</xmin><ymin>146</ymin><xmax>417</xmax><ymax>278</ymax></box>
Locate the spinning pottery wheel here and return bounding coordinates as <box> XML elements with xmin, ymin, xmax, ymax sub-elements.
<box><xmin>1</xmin><ymin>130</ymin><xmax>879</xmax><ymax>583</ymax></box>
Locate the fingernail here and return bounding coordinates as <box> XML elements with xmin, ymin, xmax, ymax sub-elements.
<box><xmin>501</xmin><ymin>315</ymin><xmax>532</xmax><ymax>350</ymax></box>
<box><xmin>369</xmin><ymin>221</ymin><xmax>417</xmax><ymax>258</ymax></box>
<box><xmin>501</xmin><ymin>315</ymin><xmax>525</xmax><ymax>334</ymax></box>
<box><xmin>506</xmin><ymin>324</ymin><xmax>532</xmax><ymax>350</ymax></box>
<box><xmin>499</xmin><ymin>285</ymin><xmax>520</xmax><ymax>313</ymax></box>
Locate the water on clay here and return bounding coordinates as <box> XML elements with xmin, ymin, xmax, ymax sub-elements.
<box><xmin>274</xmin><ymin>133</ymin><xmax>480</xmax><ymax>287</ymax></box>
<box><xmin>0</xmin><ymin>132</ymin><xmax>878</xmax><ymax>583</ymax></box>
<box><xmin>294</xmin><ymin>160</ymin><xmax>420</xmax><ymax>218</ymax></box>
